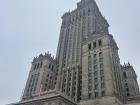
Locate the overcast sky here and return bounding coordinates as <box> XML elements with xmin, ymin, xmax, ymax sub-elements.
<box><xmin>0</xmin><ymin>0</ymin><xmax>140</xmax><ymax>105</ymax></box>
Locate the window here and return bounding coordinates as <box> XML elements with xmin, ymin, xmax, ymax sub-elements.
<box><xmin>88</xmin><ymin>8</ymin><xmax>90</xmax><ymax>16</ymax></box>
<box><xmin>100</xmin><ymin>70</ymin><xmax>104</xmax><ymax>75</ymax></box>
<box><xmin>49</xmin><ymin>63</ymin><xmax>51</xmax><ymax>69</ymax></box>
<box><xmin>127</xmin><ymin>93</ymin><xmax>130</xmax><ymax>96</ymax></box>
<box><xmin>101</xmin><ymin>91</ymin><xmax>105</xmax><ymax>96</ymax></box>
<box><xmin>88</xmin><ymin>86</ymin><xmax>92</xmax><ymax>91</ymax></box>
<box><xmin>94</xmin><ymin>54</ymin><xmax>97</xmax><ymax>58</ymax></box>
<box><xmin>123</xmin><ymin>72</ymin><xmax>127</xmax><ymax>78</ymax></box>
<box><xmin>94</xmin><ymin>71</ymin><xmax>98</xmax><ymax>76</ymax></box>
<box><xmin>99</xmin><ymin>58</ymin><xmax>103</xmax><ymax>62</ymax></box>
<box><xmin>101</xmin><ymin>83</ymin><xmax>105</xmax><ymax>88</ymax></box>
<box><xmin>94</xmin><ymin>78</ymin><xmax>98</xmax><ymax>82</ymax></box>
<box><xmin>34</xmin><ymin>65</ymin><xmax>36</xmax><ymax>70</ymax></box>
<box><xmin>52</xmin><ymin>65</ymin><xmax>54</xmax><ymax>71</ymax></box>
<box><xmin>99</xmin><ymin>52</ymin><xmax>102</xmax><ymax>57</ymax></box>
<box><xmin>93</xmin><ymin>42</ymin><xmax>96</xmax><ymax>48</ymax></box>
<box><xmin>88</xmin><ymin>93</ymin><xmax>92</xmax><ymax>99</ymax></box>
<box><xmin>33</xmin><ymin>87</ymin><xmax>36</xmax><ymax>91</ymax></box>
<box><xmin>125</xmin><ymin>83</ymin><xmax>128</xmax><ymax>87</ymax></box>
<box><xmin>76</xmin><ymin>14</ymin><xmax>78</xmax><ymax>20</ymax></box>
<box><xmin>126</xmin><ymin>88</ymin><xmax>129</xmax><ymax>92</ymax></box>
<box><xmin>55</xmin><ymin>77</ymin><xmax>57</xmax><ymax>80</ymax></box>
<box><xmin>95</xmin><ymin>84</ymin><xmax>98</xmax><ymax>90</ymax></box>
<box><xmin>89</xmin><ymin>79</ymin><xmax>92</xmax><ymax>84</ymax></box>
<box><xmin>100</xmin><ymin>64</ymin><xmax>103</xmax><ymax>68</ymax></box>
<box><xmin>83</xmin><ymin>10</ymin><xmax>85</xmax><ymax>16</ymax></box>
<box><xmin>101</xmin><ymin>76</ymin><xmax>104</xmax><ymax>81</ymax></box>
<box><xmin>79</xmin><ymin>12</ymin><xmax>82</xmax><ymax>18</ymax></box>
<box><xmin>40</xmin><ymin>62</ymin><xmax>43</xmax><ymax>68</ymax></box>
<box><xmin>95</xmin><ymin>92</ymin><xmax>98</xmax><ymax>98</ymax></box>
<box><xmin>80</xmin><ymin>91</ymin><xmax>82</xmax><ymax>95</ymax></box>
<box><xmin>88</xmin><ymin>65</ymin><xmax>92</xmax><ymax>70</ymax></box>
<box><xmin>88</xmin><ymin>43</ymin><xmax>91</xmax><ymax>50</ymax></box>
<box><xmin>74</xmin><ymin>92</ymin><xmax>75</xmax><ymax>96</ymax></box>
<box><xmin>94</xmin><ymin>65</ymin><xmax>97</xmax><ymax>69</ymax></box>
<box><xmin>99</xmin><ymin>40</ymin><xmax>102</xmax><ymax>46</ymax></box>
<box><xmin>94</xmin><ymin>59</ymin><xmax>97</xmax><ymax>64</ymax></box>
<box><xmin>88</xmin><ymin>73</ymin><xmax>92</xmax><ymax>78</ymax></box>
<box><xmin>37</xmin><ymin>63</ymin><xmax>39</xmax><ymax>69</ymax></box>
<box><xmin>73</xmin><ymin>16</ymin><xmax>75</xmax><ymax>22</ymax></box>
<box><xmin>56</xmin><ymin>73</ymin><xmax>58</xmax><ymax>76</ymax></box>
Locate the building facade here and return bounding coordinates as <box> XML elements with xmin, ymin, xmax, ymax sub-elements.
<box><xmin>9</xmin><ymin>0</ymin><xmax>140</xmax><ymax>105</ymax></box>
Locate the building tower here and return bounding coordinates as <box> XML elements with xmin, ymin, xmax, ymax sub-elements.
<box><xmin>121</xmin><ymin>63</ymin><xmax>139</xmax><ymax>97</ymax></box>
<box><xmin>22</xmin><ymin>53</ymin><xmax>57</xmax><ymax>100</ymax></box>
<box><xmin>81</xmin><ymin>33</ymin><xmax>125</xmax><ymax>105</ymax></box>
<box><xmin>56</xmin><ymin>0</ymin><xmax>109</xmax><ymax>102</ymax></box>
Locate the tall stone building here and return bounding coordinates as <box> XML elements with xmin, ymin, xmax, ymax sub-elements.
<box><xmin>121</xmin><ymin>63</ymin><xmax>139</xmax><ymax>97</ymax></box>
<box><xmin>9</xmin><ymin>0</ymin><xmax>140</xmax><ymax>105</ymax></box>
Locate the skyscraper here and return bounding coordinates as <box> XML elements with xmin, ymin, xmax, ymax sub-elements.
<box><xmin>9</xmin><ymin>0</ymin><xmax>140</xmax><ymax>105</ymax></box>
<box><xmin>56</xmin><ymin>0</ymin><xmax>109</xmax><ymax>102</ymax></box>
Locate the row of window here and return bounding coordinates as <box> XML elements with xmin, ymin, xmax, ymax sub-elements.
<box><xmin>88</xmin><ymin>40</ymin><xmax>102</xmax><ymax>50</ymax></box>
<box><xmin>112</xmin><ymin>54</ymin><xmax>123</xmax><ymax>99</ymax></box>
<box><xmin>43</xmin><ymin>73</ymin><xmax>56</xmax><ymax>91</ymax></box>
<box><xmin>34</xmin><ymin>62</ymin><xmax>55</xmax><ymax>71</ymax></box>
<box><xmin>124</xmin><ymin>82</ymin><xmax>130</xmax><ymax>96</ymax></box>
<box><xmin>43</xmin><ymin>65</ymin><xmax>59</xmax><ymax>92</ymax></box>
<box><xmin>88</xmin><ymin>52</ymin><xmax>105</xmax><ymax>98</ymax></box>
<box><xmin>62</xmin><ymin>69</ymin><xmax>78</xmax><ymax>101</ymax></box>
<box><xmin>63</xmin><ymin>8</ymin><xmax>92</xmax><ymax>25</ymax></box>
<box><xmin>48</xmin><ymin>63</ymin><xmax>54</xmax><ymax>71</ymax></box>
<box><xmin>27</xmin><ymin>73</ymin><xmax>40</xmax><ymax>96</ymax></box>
<box><xmin>34</xmin><ymin>62</ymin><xmax>43</xmax><ymax>70</ymax></box>
<box><xmin>88</xmin><ymin>91</ymin><xmax>105</xmax><ymax>99</ymax></box>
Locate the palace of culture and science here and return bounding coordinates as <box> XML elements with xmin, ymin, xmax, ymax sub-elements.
<box><xmin>9</xmin><ymin>0</ymin><xmax>140</xmax><ymax>105</ymax></box>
